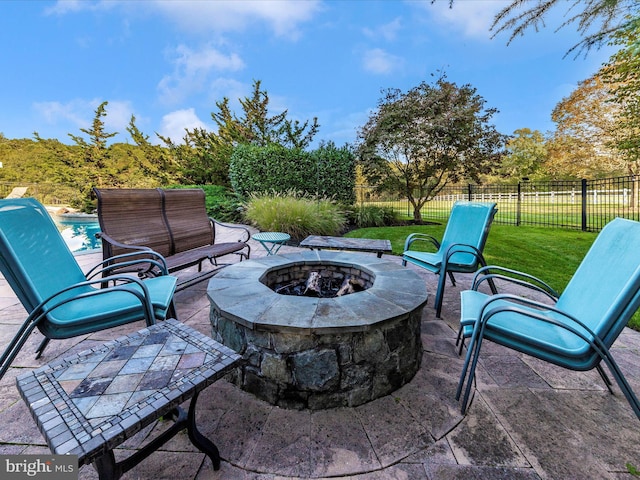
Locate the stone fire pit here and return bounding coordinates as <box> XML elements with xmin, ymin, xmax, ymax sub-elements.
<box><xmin>207</xmin><ymin>250</ymin><xmax>428</xmax><ymax>410</ymax></box>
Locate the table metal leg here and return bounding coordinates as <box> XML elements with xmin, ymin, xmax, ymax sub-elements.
<box><xmin>92</xmin><ymin>392</ymin><xmax>222</xmax><ymax>478</ymax></box>
<box><xmin>187</xmin><ymin>390</ymin><xmax>221</xmax><ymax>470</ymax></box>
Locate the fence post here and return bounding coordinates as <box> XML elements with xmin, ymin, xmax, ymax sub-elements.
<box><xmin>581</xmin><ymin>178</ymin><xmax>587</xmax><ymax>231</ymax></box>
<box><xmin>517</xmin><ymin>182</ymin><xmax>522</xmax><ymax>226</ymax></box>
<box><xmin>467</xmin><ymin>184</ymin><xmax>472</xmax><ymax>202</ymax></box>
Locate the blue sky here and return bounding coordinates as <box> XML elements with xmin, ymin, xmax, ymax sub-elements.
<box><xmin>0</xmin><ymin>0</ymin><xmax>617</xmax><ymax>148</ymax></box>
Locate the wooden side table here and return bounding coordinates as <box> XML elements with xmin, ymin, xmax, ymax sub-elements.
<box><xmin>16</xmin><ymin>319</ymin><xmax>242</xmax><ymax>480</ymax></box>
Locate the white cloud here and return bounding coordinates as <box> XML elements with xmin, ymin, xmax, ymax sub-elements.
<box><xmin>363</xmin><ymin>17</ymin><xmax>402</xmax><ymax>42</ymax></box>
<box><xmin>422</xmin><ymin>0</ymin><xmax>509</xmax><ymax>39</ymax></box>
<box><xmin>158</xmin><ymin>44</ymin><xmax>245</xmax><ymax>105</ymax></box>
<box><xmin>158</xmin><ymin>108</ymin><xmax>208</xmax><ymax>143</ymax></box>
<box><xmin>44</xmin><ymin>0</ymin><xmax>115</xmax><ymax>16</ymax></box>
<box><xmin>150</xmin><ymin>0</ymin><xmax>322</xmax><ymax>39</ymax></box>
<box><xmin>45</xmin><ymin>0</ymin><xmax>322</xmax><ymax>39</ymax></box>
<box><xmin>33</xmin><ymin>98</ymin><xmax>132</xmax><ymax>136</ymax></box>
<box><xmin>362</xmin><ymin>48</ymin><xmax>403</xmax><ymax>75</ymax></box>
<box><xmin>34</xmin><ymin>100</ymin><xmax>87</xmax><ymax>128</ymax></box>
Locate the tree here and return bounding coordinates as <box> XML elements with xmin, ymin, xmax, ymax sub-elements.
<box><xmin>547</xmin><ymin>75</ymin><xmax>625</xmax><ymax>179</ymax></box>
<box><xmin>127</xmin><ymin>115</ymin><xmax>179</xmax><ymax>184</ymax></box>
<box><xmin>357</xmin><ymin>76</ymin><xmax>506</xmax><ymax>222</ymax></box>
<box><xmin>499</xmin><ymin>128</ymin><xmax>548</xmax><ymax>181</ymax></box>
<box><xmin>68</xmin><ymin>101</ymin><xmax>118</xmax><ymax>211</ymax></box>
<box><xmin>489</xmin><ymin>0</ymin><xmax>638</xmax><ymax>56</ymax></box>
<box><xmin>169</xmin><ymin>80</ymin><xmax>320</xmax><ymax>186</ymax></box>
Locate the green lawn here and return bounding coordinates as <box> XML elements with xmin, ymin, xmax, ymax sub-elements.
<box><xmin>346</xmin><ymin>223</ymin><xmax>640</xmax><ymax>331</ymax></box>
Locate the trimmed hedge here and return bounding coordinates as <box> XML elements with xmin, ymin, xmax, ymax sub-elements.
<box><xmin>229</xmin><ymin>143</ymin><xmax>356</xmax><ymax>205</ymax></box>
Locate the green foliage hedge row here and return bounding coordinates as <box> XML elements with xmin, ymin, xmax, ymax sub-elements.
<box><xmin>229</xmin><ymin>142</ymin><xmax>356</xmax><ymax>205</ymax></box>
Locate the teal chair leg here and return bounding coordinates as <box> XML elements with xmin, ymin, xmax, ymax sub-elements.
<box><xmin>35</xmin><ymin>337</ymin><xmax>50</xmax><ymax>359</ymax></box>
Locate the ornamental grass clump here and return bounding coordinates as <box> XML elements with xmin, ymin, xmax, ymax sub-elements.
<box><xmin>244</xmin><ymin>192</ymin><xmax>347</xmax><ymax>241</ymax></box>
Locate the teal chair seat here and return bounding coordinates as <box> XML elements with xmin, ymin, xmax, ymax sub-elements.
<box><xmin>402</xmin><ymin>201</ymin><xmax>498</xmax><ymax>317</ymax></box>
<box><xmin>0</xmin><ymin>198</ymin><xmax>178</xmax><ymax>380</ymax></box>
<box><xmin>457</xmin><ymin>217</ymin><xmax>640</xmax><ymax>420</ymax></box>
<box><xmin>38</xmin><ymin>276</ymin><xmax>176</xmax><ymax>338</ymax></box>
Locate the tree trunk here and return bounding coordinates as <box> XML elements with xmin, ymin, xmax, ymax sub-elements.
<box><xmin>413</xmin><ymin>205</ymin><xmax>422</xmax><ymax>222</ymax></box>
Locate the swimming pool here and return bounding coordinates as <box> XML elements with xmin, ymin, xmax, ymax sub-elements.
<box><xmin>54</xmin><ymin>216</ymin><xmax>102</xmax><ymax>253</ymax></box>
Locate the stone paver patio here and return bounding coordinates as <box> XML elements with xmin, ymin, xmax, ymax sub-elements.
<box><xmin>1</xmin><ymin>233</ymin><xmax>639</xmax><ymax>479</ymax></box>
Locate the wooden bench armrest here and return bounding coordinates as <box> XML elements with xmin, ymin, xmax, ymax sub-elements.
<box><xmin>210</xmin><ymin>218</ymin><xmax>251</xmax><ymax>243</ymax></box>
<box><xmin>97</xmin><ymin>231</ymin><xmax>155</xmax><ymax>253</ymax></box>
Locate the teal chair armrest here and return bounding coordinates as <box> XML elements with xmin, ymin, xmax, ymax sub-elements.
<box><xmin>86</xmin><ymin>250</ymin><xmax>170</xmax><ymax>279</ymax></box>
<box><xmin>472</xmin><ymin>265</ymin><xmax>559</xmax><ymax>301</ymax></box>
<box><xmin>404</xmin><ymin>233</ymin><xmax>440</xmax><ymax>252</ymax></box>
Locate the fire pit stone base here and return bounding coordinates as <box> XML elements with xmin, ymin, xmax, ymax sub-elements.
<box><xmin>208</xmin><ymin>250</ymin><xmax>428</xmax><ymax>410</ymax></box>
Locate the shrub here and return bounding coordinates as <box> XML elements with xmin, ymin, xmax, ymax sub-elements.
<box><xmin>229</xmin><ymin>142</ymin><xmax>356</xmax><ymax>205</ymax></box>
<box><xmin>244</xmin><ymin>192</ymin><xmax>347</xmax><ymax>241</ymax></box>
<box><xmin>348</xmin><ymin>205</ymin><xmax>399</xmax><ymax>228</ymax></box>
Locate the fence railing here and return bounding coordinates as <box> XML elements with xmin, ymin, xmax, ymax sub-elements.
<box><xmin>356</xmin><ymin>175</ymin><xmax>640</xmax><ymax>231</ymax></box>
<box><xmin>4</xmin><ymin>177</ymin><xmax>639</xmax><ymax>232</ymax></box>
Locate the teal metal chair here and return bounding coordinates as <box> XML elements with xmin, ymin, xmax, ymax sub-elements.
<box><xmin>402</xmin><ymin>201</ymin><xmax>498</xmax><ymax>317</ymax></box>
<box><xmin>0</xmin><ymin>198</ymin><xmax>177</xmax><ymax>380</ymax></box>
<box><xmin>456</xmin><ymin>217</ymin><xmax>640</xmax><ymax>420</ymax></box>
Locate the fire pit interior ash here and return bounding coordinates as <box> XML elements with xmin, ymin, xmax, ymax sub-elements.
<box><xmin>208</xmin><ymin>251</ymin><xmax>428</xmax><ymax>410</ymax></box>
<box><xmin>267</xmin><ymin>264</ymin><xmax>371</xmax><ymax>297</ymax></box>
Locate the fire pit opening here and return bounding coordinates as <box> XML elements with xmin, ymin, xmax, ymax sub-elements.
<box><xmin>262</xmin><ymin>262</ymin><xmax>373</xmax><ymax>297</ymax></box>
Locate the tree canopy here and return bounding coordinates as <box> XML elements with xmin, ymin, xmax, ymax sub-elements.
<box><xmin>600</xmin><ymin>16</ymin><xmax>640</xmax><ymax>166</ymax></box>
<box><xmin>164</xmin><ymin>80</ymin><xmax>320</xmax><ymax>186</ymax></box>
<box><xmin>357</xmin><ymin>75</ymin><xmax>506</xmax><ymax>221</ymax></box>
<box><xmin>489</xmin><ymin>0</ymin><xmax>639</xmax><ymax>56</ymax></box>
<box><xmin>498</xmin><ymin>128</ymin><xmax>547</xmax><ymax>181</ymax></box>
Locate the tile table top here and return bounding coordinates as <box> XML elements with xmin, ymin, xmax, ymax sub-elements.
<box><xmin>16</xmin><ymin>319</ymin><xmax>241</xmax><ymax>466</ymax></box>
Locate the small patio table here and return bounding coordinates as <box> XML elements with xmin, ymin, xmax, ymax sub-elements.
<box><xmin>252</xmin><ymin>231</ymin><xmax>290</xmax><ymax>255</ymax></box>
<box><xmin>16</xmin><ymin>319</ymin><xmax>241</xmax><ymax>479</ymax></box>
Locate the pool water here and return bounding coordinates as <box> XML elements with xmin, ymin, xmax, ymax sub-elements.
<box><xmin>54</xmin><ymin>218</ymin><xmax>102</xmax><ymax>253</ymax></box>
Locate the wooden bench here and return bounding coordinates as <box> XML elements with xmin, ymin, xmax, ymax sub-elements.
<box><xmin>95</xmin><ymin>188</ymin><xmax>251</xmax><ymax>290</ymax></box>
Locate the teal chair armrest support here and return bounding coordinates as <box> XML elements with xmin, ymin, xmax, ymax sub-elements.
<box><xmin>404</xmin><ymin>233</ymin><xmax>440</xmax><ymax>252</ymax></box>
<box><xmin>471</xmin><ymin>265</ymin><xmax>559</xmax><ymax>301</ymax></box>
<box><xmin>433</xmin><ymin>243</ymin><xmax>496</xmax><ymax>318</ymax></box>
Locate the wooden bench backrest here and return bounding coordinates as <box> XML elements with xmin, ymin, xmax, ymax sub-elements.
<box><xmin>95</xmin><ymin>188</ymin><xmax>172</xmax><ymax>257</ymax></box>
<box><xmin>160</xmin><ymin>188</ymin><xmax>214</xmax><ymax>254</ymax></box>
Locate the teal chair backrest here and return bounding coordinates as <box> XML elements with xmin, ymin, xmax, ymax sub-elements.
<box><xmin>440</xmin><ymin>202</ymin><xmax>497</xmax><ymax>267</ymax></box>
<box><xmin>556</xmin><ymin>218</ymin><xmax>640</xmax><ymax>348</ymax></box>
<box><xmin>0</xmin><ymin>198</ymin><xmax>88</xmax><ymax>313</ymax></box>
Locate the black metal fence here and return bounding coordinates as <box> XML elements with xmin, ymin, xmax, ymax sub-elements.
<box><xmin>4</xmin><ymin>177</ymin><xmax>639</xmax><ymax>232</ymax></box>
<box><xmin>356</xmin><ymin>175</ymin><xmax>640</xmax><ymax>231</ymax></box>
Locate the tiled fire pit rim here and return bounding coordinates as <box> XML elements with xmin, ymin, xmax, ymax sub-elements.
<box><xmin>207</xmin><ymin>250</ymin><xmax>428</xmax><ymax>334</ymax></box>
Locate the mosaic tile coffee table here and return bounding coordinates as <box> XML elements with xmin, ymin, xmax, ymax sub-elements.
<box><xmin>16</xmin><ymin>319</ymin><xmax>242</xmax><ymax>480</ymax></box>
<box><xmin>299</xmin><ymin>235</ymin><xmax>392</xmax><ymax>258</ymax></box>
